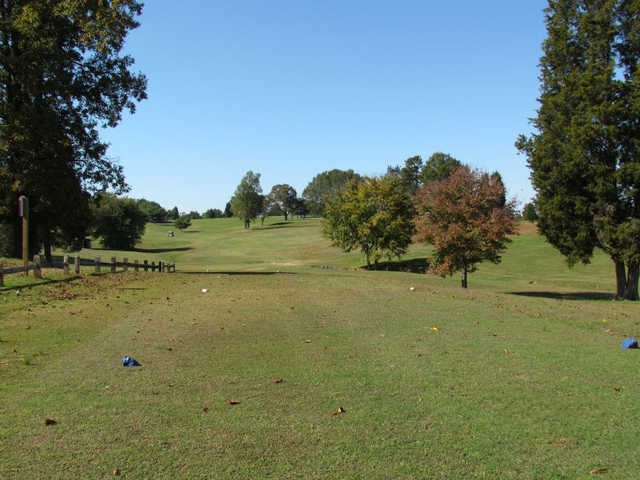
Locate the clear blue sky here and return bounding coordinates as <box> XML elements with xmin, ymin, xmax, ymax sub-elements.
<box><xmin>102</xmin><ymin>1</ymin><xmax>548</xmax><ymax>213</ymax></box>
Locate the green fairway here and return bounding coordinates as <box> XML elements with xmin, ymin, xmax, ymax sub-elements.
<box><xmin>1</xmin><ymin>218</ymin><xmax>639</xmax><ymax>478</ymax></box>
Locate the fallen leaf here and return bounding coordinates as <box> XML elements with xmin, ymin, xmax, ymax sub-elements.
<box><xmin>112</xmin><ymin>468</ymin><xmax>121</xmax><ymax>476</ymax></box>
<box><xmin>332</xmin><ymin>407</ymin><xmax>346</xmax><ymax>415</ymax></box>
<box><xmin>303</xmin><ymin>339</ymin><xmax>312</xmax><ymax>343</ymax></box>
<box><xmin>227</xmin><ymin>400</ymin><xmax>240</xmax><ymax>405</ymax></box>
<box><xmin>202</xmin><ymin>407</ymin><xmax>209</xmax><ymax>412</ymax></box>
<box><xmin>274</xmin><ymin>378</ymin><xmax>283</xmax><ymax>384</ymax></box>
<box><xmin>430</xmin><ymin>327</ymin><xmax>438</xmax><ymax>331</ymax></box>
<box><xmin>44</xmin><ymin>418</ymin><xmax>57</xmax><ymax>425</ymax></box>
<box><xmin>614</xmin><ymin>387</ymin><xmax>622</xmax><ymax>392</ymax></box>
<box><xmin>590</xmin><ymin>468</ymin><xmax>607</xmax><ymax>475</ymax></box>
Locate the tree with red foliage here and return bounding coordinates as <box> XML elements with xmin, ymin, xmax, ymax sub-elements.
<box><xmin>413</xmin><ymin>166</ymin><xmax>516</xmax><ymax>288</ymax></box>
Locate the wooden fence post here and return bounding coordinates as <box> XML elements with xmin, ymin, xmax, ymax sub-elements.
<box><xmin>33</xmin><ymin>255</ymin><xmax>42</xmax><ymax>279</ymax></box>
<box><xmin>111</xmin><ymin>257</ymin><xmax>116</xmax><ymax>273</ymax></box>
<box><xmin>151</xmin><ymin>261</ymin><xmax>156</xmax><ymax>272</ymax></box>
<box><xmin>143</xmin><ymin>260</ymin><xmax>148</xmax><ymax>272</ymax></box>
<box><xmin>159</xmin><ymin>260</ymin><xmax>163</xmax><ymax>273</ymax></box>
<box><xmin>74</xmin><ymin>255</ymin><xmax>80</xmax><ymax>274</ymax></box>
<box><xmin>0</xmin><ymin>260</ymin><xmax>4</xmax><ymax>286</ymax></box>
<box><xmin>63</xmin><ymin>255</ymin><xmax>70</xmax><ymax>275</ymax></box>
<box><xmin>95</xmin><ymin>256</ymin><xmax>101</xmax><ymax>273</ymax></box>
<box><xmin>123</xmin><ymin>258</ymin><xmax>128</xmax><ymax>272</ymax></box>
<box><xmin>134</xmin><ymin>259</ymin><xmax>139</xmax><ymax>272</ymax></box>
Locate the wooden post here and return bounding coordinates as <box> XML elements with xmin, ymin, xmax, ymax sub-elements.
<box><xmin>159</xmin><ymin>260</ymin><xmax>163</xmax><ymax>273</ymax></box>
<box><xmin>74</xmin><ymin>255</ymin><xmax>80</xmax><ymax>274</ymax></box>
<box><xmin>111</xmin><ymin>257</ymin><xmax>116</xmax><ymax>273</ymax></box>
<box><xmin>19</xmin><ymin>196</ymin><xmax>29</xmax><ymax>276</ymax></box>
<box><xmin>123</xmin><ymin>258</ymin><xmax>128</xmax><ymax>272</ymax></box>
<box><xmin>134</xmin><ymin>259</ymin><xmax>139</xmax><ymax>272</ymax></box>
<box><xmin>0</xmin><ymin>260</ymin><xmax>4</xmax><ymax>286</ymax></box>
<box><xmin>143</xmin><ymin>260</ymin><xmax>148</xmax><ymax>272</ymax></box>
<box><xmin>63</xmin><ymin>255</ymin><xmax>70</xmax><ymax>275</ymax></box>
<box><xmin>151</xmin><ymin>261</ymin><xmax>156</xmax><ymax>272</ymax></box>
<box><xmin>95</xmin><ymin>256</ymin><xmax>101</xmax><ymax>273</ymax></box>
<box><xmin>33</xmin><ymin>255</ymin><xmax>42</xmax><ymax>279</ymax></box>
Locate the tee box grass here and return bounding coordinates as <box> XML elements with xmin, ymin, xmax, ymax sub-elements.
<box><xmin>1</xmin><ymin>218</ymin><xmax>638</xmax><ymax>478</ymax></box>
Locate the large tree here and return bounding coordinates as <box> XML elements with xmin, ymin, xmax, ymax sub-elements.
<box><xmin>516</xmin><ymin>0</ymin><xmax>640</xmax><ymax>300</ymax></box>
<box><xmin>413</xmin><ymin>166</ymin><xmax>516</xmax><ymax>288</ymax></box>
<box><xmin>92</xmin><ymin>194</ymin><xmax>147</xmax><ymax>250</ymax></box>
<box><xmin>266</xmin><ymin>184</ymin><xmax>297</xmax><ymax>221</ymax></box>
<box><xmin>0</xmin><ymin>1</ymin><xmax>147</xmax><ymax>258</ymax></box>
<box><xmin>231</xmin><ymin>171</ymin><xmax>263</xmax><ymax>229</ymax></box>
<box><xmin>323</xmin><ymin>176</ymin><xmax>414</xmax><ymax>267</ymax></box>
<box><xmin>302</xmin><ymin>169</ymin><xmax>361</xmax><ymax>216</ymax></box>
<box><xmin>420</xmin><ymin>152</ymin><xmax>461</xmax><ymax>185</ymax></box>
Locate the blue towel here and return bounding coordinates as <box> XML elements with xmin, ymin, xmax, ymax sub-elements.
<box><xmin>620</xmin><ymin>338</ymin><xmax>638</xmax><ymax>349</ymax></box>
<box><xmin>122</xmin><ymin>355</ymin><xmax>141</xmax><ymax>366</ymax></box>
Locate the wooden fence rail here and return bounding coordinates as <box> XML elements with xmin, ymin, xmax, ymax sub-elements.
<box><xmin>0</xmin><ymin>255</ymin><xmax>176</xmax><ymax>286</ymax></box>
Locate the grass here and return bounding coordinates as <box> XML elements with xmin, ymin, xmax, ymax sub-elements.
<box><xmin>1</xmin><ymin>217</ymin><xmax>639</xmax><ymax>478</ymax></box>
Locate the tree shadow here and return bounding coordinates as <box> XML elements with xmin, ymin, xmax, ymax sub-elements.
<box><xmin>507</xmin><ymin>291</ymin><xmax>616</xmax><ymax>301</ymax></box>
<box><xmin>0</xmin><ymin>275</ymin><xmax>81</xmax><ymax>292</ymax></box>
<box><xmin>133</xmin><ymin>247</ymin><xmax>192</xmax><ymax>253</ymax></box>
<box><xmin>363</xmin><ymin>258</ymin><xmax>430</xmax><ymax>274</ymax></box>
<box><xmin>179</xmin><ymin>271</ymin><xmax>295</xmax><ymax>276</ymax></box>
<box><xmin>256</xmin><ymin>222</ymin><xmax>307</xmax><ymax>230</ymax></box>
<box><xmin>182</xmin><ymin>230</ymin><xmax>200</xmax><ymax>234</ymax></box>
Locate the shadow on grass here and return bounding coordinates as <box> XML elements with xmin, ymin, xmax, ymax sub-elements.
<box><xmin>179</xmin><ymin>271</ymin><xmax>295</xmax><ymax>276</ymax></box>
<box><xmin>0</xmin><ymin>275</ymin><xmax>82</xmax><ymax>292</ymax></box>
<box><xmin>133</xmin><ymin>247</ymin><xmax>192</xmax><ymax>254</ymax></box>
<box><xmin>182</xmin><ymin>230</ymin><xmax>200</xmax><ymax>234</ymax></box>
<box><xmin>256</xmin><ymin>222</ymin><xmax>309</xmax><ymax>230</ymax></box>
<box><xmin>508</xmin><ymin>291</ymin><xmax>616</xmax><ymax>301</ymax></box>
<box><xmin>362</xmin><ymin>258</ymin><xmax>429</xmax><ymax>274</ymax></box>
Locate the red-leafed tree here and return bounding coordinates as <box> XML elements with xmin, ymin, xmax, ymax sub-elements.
<box><xmin>413</xmin><ymin>166</ymin><xmax>516</xmax><ymax>288</ymax></box>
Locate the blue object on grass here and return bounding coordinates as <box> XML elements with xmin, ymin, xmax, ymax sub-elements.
<box><xmin>620</xmin><ymin>338</ymin><xmax>638</xmax><ymax>349</ymax></box>
<box><xmin>122</xmin><ymin>355</ymin><xmax>141</xmax><ymax>366</ymax></box>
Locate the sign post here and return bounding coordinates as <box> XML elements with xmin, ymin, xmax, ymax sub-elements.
<box><xmin>18</xmin><ymin>195</ymin><xmax>28</xmax><ymax>276</ymax></box>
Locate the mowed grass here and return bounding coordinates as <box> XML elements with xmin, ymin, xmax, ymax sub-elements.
<box><xmin>1</xmin><ymin>218</ymin><xmax>639</xmax><ymax>478</ymax></box>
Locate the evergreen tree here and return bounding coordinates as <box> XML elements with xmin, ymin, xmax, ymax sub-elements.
<box><xmin>516</xmin><ymin>0</ymin><xmax>640</xmax><ymax>300</ymax></box>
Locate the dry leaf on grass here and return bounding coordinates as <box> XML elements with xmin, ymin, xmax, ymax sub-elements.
<box><xmin>303</xmin><ymin>339</ymin><xmax>312</xmax><ymax>343</ymax></box>
<box><xmin>274</xmin><ymin>378</ymin><xmax>283</xmax><ymax>384</ymax></box>
<box><xmin>227</xmin><ymin>400</ymin><xmax>240</xmax><ymax>405</ymax></box>
<box><xmin>203</xmin><ymin>407</ymin><xmax>209</xmax><ymax>412</ymax></box>
<box><xmin>589</xmin><ymin>468</ymin><xmax>607</xmax><ymax>474</ymax></box>
<box><xmin>332</xmin><ymin>407</ymin><xmax>346</xmax><ymax>415</ymax></box>
<box><xmin>44</xmin><ymin>418</ymin><xmax>57</xmax><ymax>425</ymax></box>
<box><xmin>614</xmin><ymin>387</ymin><xmax>622</xmax><ymax>392</ymax></box>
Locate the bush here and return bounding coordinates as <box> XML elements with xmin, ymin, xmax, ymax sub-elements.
<box><xmin>92</xmin><ymin>194</ymin><xmax>148</xmax><ymax>250</ymax></box>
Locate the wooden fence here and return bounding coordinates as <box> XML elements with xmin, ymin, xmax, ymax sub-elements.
<box><xmin>0</xmin><ymin>255</ymin><xmax>176</xmax><ymax>286</ymax></box>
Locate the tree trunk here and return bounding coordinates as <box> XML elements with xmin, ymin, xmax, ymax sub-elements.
<box><xmin>461</xmin><ymin>259</ymin><xmax>468</xmax><ymax>288</ymax></box>
<box><xmin>615</xmin><ymin>259</ymin><xmax>627</xmax><ymax>299</ymax></box>
<box><xmin>43</xmin><ymin>236</ymin><xmax>52</xmax><ymax>266</ymax></box>
<box><xmin>624</xmin><ymin>262</ymin><xmax>639</xmax><ymax>301</ymax></box>
<box><xmin>284</xmin><ymin>212</ymin><xmax>288</xmax><ymax>221</ymax></box>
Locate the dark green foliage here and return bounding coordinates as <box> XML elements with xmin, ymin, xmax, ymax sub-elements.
<box><xmin>224</xmin><ymin>202</ymin><xmax>233</xmax><ymax>218</ymax></box>
<box><xmin>516</xmin><ymin>0</ymin><xmax>640</xmax><ymax>300</ymax></box>
<box><xmin>204</xmin><ymin>208</ymin><xmax>224</xmax><ymax>218</ymax></box>
<box><xmin>168</xmin><ymin>207</ymin><xmax>180</xmax><ymax>220</ymax></box>
<box><xmin>420</xmin><ymin>153</ymin><xmax>461</xmax><ymax>185</ymax></box>
<box><xmin>522</xmin><ymin>201</ymin><xmax>539</xmax><ymax>222</ymax></box>
<box><xmin>174</xmin><ymin>215</ymin><xmax>192</xmax><ymax>230</ymax></box>
<box><xmin>266</xmin><ymin>184</ymin><xmax>297</xmax><ymax>221</ymax></box>
<box><xmin>92</xmin><ymin>194</ymin><xmax>148</xmax><ymax>250</ymax></box>
<box><xmin>0</xmin><ymin>0</ymin><xmax>147</xmax><ymax>257</ymax></box>
<box><xmin>387</xmin><ymin>155</ymin><xmax>423</xmax><ymax>196</ymax></box>
<box><xmin>137</xmin><ymin>199</ymin><xmax>168</xmax><ymax>223</ymax></box>
<box><xmin>231</xmin><ymin>171</ymin><xmax>263</xmax><ymax>229</ymax></box>
<box><xmin>302</xmin><ymin>169</ymin><xmax>361</xmax><ymax>216</ymax></box>
<box><xmin>323</xmin><ymin>176</ymin><xmax>414</xmax><ymax>267</ymax></box>
<box><xmin>188</xmin><ymin>211</ymin><xmax>201</xmax><ymax>220</ymax></box>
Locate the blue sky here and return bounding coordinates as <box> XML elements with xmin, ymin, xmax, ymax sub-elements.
<box><xmin>102</xmin><ymin>1</ymin><xmax>548</xmax><ymax>213</ymax></box>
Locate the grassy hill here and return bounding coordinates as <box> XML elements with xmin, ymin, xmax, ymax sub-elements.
<box><xmin>1</xmin><ymin>218</ymin><xmax>637</xmax><ymax>478</ymax></box>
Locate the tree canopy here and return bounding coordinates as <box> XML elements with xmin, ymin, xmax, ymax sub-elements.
<box><xmin>266</xmin><ymin>184</ymin><xmax>297</xmax><ymax>221</ymax></box>
<box><xmin>0</xmin><ymin>0</ymin><xmax>147</xmax><ymax>257</ymax></box>
<box><xmin>137</xmin><ymin>199</ymin><xmax>168</xmax><ymax>223</ymax></box>
<box><xmin>323</xmin><ymin>176</ymin><xmax>414</xmax><ymax>267</ymax></box>
<box><xmin>413</xmin><ymin>166</ymin><xmax>516</xmax><ymax>288</ymax></box>
<box><xmin>516</xmin><ymin>0</ymin><xmax>640</xmax><ymax>300</ymax></box>
<box><xmin>92</xmin><ymin>194</ymin><xmax>147</xmax><ymax>250</ymax></box>
<box><xmin>302</xmin><ymin>169</ymin><xmax>361</xmax><ymax>216</ymax></box>
<box><xmin>231</xmin><ymin>171</ymin><xmax>263</xmax><ymax>229</ymax></box>
<box><xmin>420</xmin><ymin>153</ymin><xmax>462</xmax><ymax>185</ymax></box>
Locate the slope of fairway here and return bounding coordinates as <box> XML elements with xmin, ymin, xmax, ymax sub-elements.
<box><xmin>1</xmin><ymin>219</ymin><xmax>638</xmax><ymax>478</ymax></box>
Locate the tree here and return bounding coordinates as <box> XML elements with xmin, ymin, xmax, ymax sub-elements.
<box><xmin>323</xmin><ymin>176</ymin><xmax>414</xmax><ymax>267</ymax></box>
<box><xmin>293</xmin><ymin>197</ymin><xmax>309</xmax><ymax>218</ymax></box>
<box><xmin>516</xmin><ymin>0</ymin><xmax>640</xmax><ymax>300</ymax></box>
<box><xmin>137</xmin><ymin>199</ymin><xmax>168</xmax><ymax>223</ymax></box>
<box><xmin>522</xmin><ymin>201</ymin><xmax>539</xmax><ymax>222</ymax></box>
<box><xmin>168</xmin><ymin>207</ymin><xmax>180</xmax><ymax>220</ymax></box>
<box><xmin>302</xmin><ymin>169</ymin><xmax>361</xmax><ymax>216</ymax></box>
<box><xmin>421</xmin><ymin>153</ymin><xmax>461</xmax><ymax>185</ymax></box>
<box><xmin>204</xmin><ymin>208</ymin><xmax>223</xmax><ymax>218</ymax></box>
<box><xmin>0</xmin><ymin>1</ymin><xmax>147</xmax><ymax>258</ymax></box>
<box><xmin>92</xmin><ymin>194</ymin><xmax>148</xmax><ymax>250</ymax></box>
<box><xmin>413</xmin><ymin>166</ymin><xmax>516</xmax><ymax>288</ymax></box>
<box><xmin>188</xmin><ymin>210</ymin><xmax>201</xmax><ymax>220</ymax></box>
<box><xmin>267</xmin><ymin>184</ymin><xmax>297</xmax><ymax>221</ymax></box>
<box><xmin>174</xmin><ymin>215</ymin><xmax>192</xmax><ymax>230</ymax></box>
<box><xmin>387</xmin><ymin>155</ymin><xmax>423</xmax><ymax>196</ymax></box>
<box><xmin>231</xmin><ymin>171</ymin><xmax>263</xmax><ymax>228</ymax></box>
<box><xmin>224</xmin><ymin>202</ymin><xmax>233</xmax><ymax>218</ymax></box>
